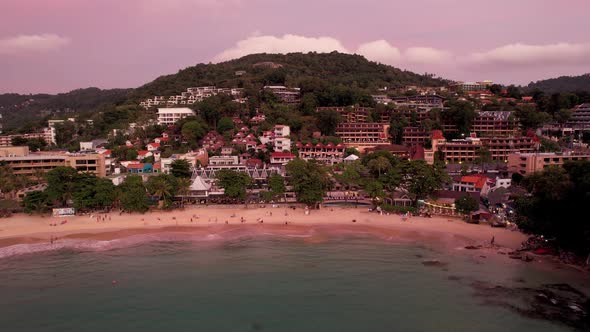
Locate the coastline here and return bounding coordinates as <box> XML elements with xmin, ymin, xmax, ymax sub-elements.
<box><xmin>0</xmin><ymin>206</ymin><xmax>526</xmax><ymax>249</ymax></box>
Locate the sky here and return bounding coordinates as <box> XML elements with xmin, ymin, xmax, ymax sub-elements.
<box><xmin>1</xmin><ymin>0</ymin><xmax>590</xmax><ymax>94</ymax></box>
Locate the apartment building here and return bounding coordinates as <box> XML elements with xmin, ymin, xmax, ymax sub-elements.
<box><xmin>0</xmin><ymin>132</ymin><xmax>47</xmax><ymax>147</ymax></box>
<box><xmin>449</xmin><ymin>81</ymin><xmax>493</xmax><ymax>92</ymax></box>
<box><xmin>426</xmin><ymin>131</ymin><xmax>538</xmax><ymax>164</ymax></box>
<box><xmin>335</xmin><ymin>122</ymin><xmax>390</xmax><ymax>149</ymax></box>
<box><xmin>157</xmin><ymin>108</ymin><xmax>196</xmax><ymax>125</ymax></box>
<box><xmin>507</xmin><ymin>152</ymin><xmax>590</xmax><ymax>175</ymax></box>
<box><xmin>0</xmin><ymin>146</ymin><xmax>106</xmax><ymax>178</ymax></box>
<box><xmin>263</xmin><ymin>86</ymin><xmax>301</xmax><ymax>103</ymax></box>
<box><xmin>472</xmin><ymin>111</ymin><xmax>519</xmax><ymax>137</ymax></box>
<box><xmin>273</xmin><ymin>125</ymin><xmax>291</xmax><ymax>152</ymax></box>
<box><xmin>402</xmin><ymin>127</ymin><xmax>428</xmax><ymax>146</ymax></box>
<box><xmin>295</xmin><ymin>142</ymin><xmax>345</xmax><ymax>165</ymax></box>
<box><xmin>568</xmin><ymin>103</ymin><xmax>590</xmax><ymax>129</ymax></box>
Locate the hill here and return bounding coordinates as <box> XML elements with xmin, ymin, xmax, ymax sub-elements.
<box><xmin>1</xmin><ymin>52</ymin><xmax>448</xmax><ymax>132</ymax></box>
<box><xmin>0</xmin><ymin>88</ymin><xmax>132</xmax><ymax>131</ymax></box>
<box><xmin>132</xmin><ymin>52</ymin><xmax>448</xmax><ymax>100</ymax></box>
<box><xmin>526</xmin><ymin>74</ymin><xmax>590</xmax><ymax>93</ymax></box>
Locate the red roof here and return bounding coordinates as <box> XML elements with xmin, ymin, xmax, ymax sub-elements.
<box><xmin>295</xmin><ymin>142</ymin><xmax>303</xmax><ymax>148</ymax></box>
<box><xmin>100</xmin><ymin>149</ymin><xmax>112</xmax><ymax>155</ymax></box>
<box><xmin>154</xmin><ymin>163</ymin><xmax>161</xmax><ymax>169</ymax></box>
<box><xmin>315</xmin><ymin>143</ymin><xmax>324</xmax><ymax>148</ymax></box>
<box><xmin>460</xmin><ymin>174</ymin><xmax>489</xmax><ymax>189</ymax></box>
<box><xmin>148</xmin><ymin>143</ymin><xmax>160</xmax><ymax>147</ymax></box>
<box><xmin>432</xmin><ymin>130</ymin><xmax>445</xmax><ymax>140</ymax></box>
<box><xmin>271</xmin><ymin>152</ymin><xmax>296</xmax><ymax>158</ymax></box>
<box><xmin>138</xmin><ymin>150</ymin><xmax>149</xmax><ymax>156</ymax></box>
<box><xmin>157</xmin><ymin>137</ymin><xmax>169</xmax><ymax>141</ymax></box>
<box><xmin>127</xmin><ymin>163</ymin><xmax>145</xmax><ymax>169</ymax></box>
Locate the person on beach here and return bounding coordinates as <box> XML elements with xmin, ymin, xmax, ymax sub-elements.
<box><xmin>491</xmin><ymin>236</ymin><xmax>495</xmax><ymax>246</ymax></box>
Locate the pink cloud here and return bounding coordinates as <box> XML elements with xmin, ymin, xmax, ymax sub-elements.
<box><xmin>468</xmin><ymin>42</ymin><xmax>590</xmax><ymax>67</ymax></box>
<box><xmin>0</xmin><ymin>34</ymin><xmax>70</xmax><ymax>55</ymax></box>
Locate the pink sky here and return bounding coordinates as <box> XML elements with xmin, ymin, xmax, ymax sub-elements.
<box><xmin>1</xmin><ymin>0</ymin><xmax>590</xmax><ymax>93</ymax></box>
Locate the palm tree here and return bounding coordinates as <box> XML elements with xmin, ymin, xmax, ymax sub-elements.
<box><xmin>367</xmin><ymin>156</ymin><xmax>392</xmax><ymax>177</ymax></box>
<box><xmin>147</xmin><ymin>176</ymin><xmax>173</xmax><ymax>208</ymax></box>
<box><xmin>177</xmin><ymin>177</ymin><xmax>192</xmax><ymax>207</ymax></box>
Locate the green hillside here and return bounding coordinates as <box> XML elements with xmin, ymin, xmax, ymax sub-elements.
<box><xmin>132</xmin><ymin>52</ymin><xmax>448</xmax><ymax>100</ymax></box>
<box><xmin>527</xmin><ymin>74</ymin><xmax>590</xmax><ymax>93</ymax></box>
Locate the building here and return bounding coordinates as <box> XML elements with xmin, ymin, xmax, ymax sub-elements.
<box><xmin>270</xmin><ymin>152</ymin><xmax>296</xmax><ymax>166</ymax></box>
<box><xmin>425</xmin><ymin>131</ymin><xmax>538</xmax><ymax>164</ymax></box>
<box><xmin>263</xmin><ymin>86</ymin><xmax>301</xmax><ymax>103</ymax></box>
<box><xmin>449</xmin><ymin>81</ymin><xmax>493</xmax><ymax>92</ymax></box>
<box><xmin>363</xmin><ymin>144</ymin><xmax>412</xmax><ymax>159</ymax></box>
<box><xmin>140</xmin><ymin>86</ymin><xmax>244</xmax><ymax>108</ymax></box>
<box><xmin>316</xmin><ymin>107</ymin><xmax>376</xmax><ymax>123</ymax></box>
<box><xmin>0</xmin><ymin>132</ymin><xmax>47</xmax><ymax>147</ymax></box>
<box><xmin>273</xmin><ymin>125</ymin><xmax>291</xmax><ymax>152</ymax></box>
<box><xmin>402</xmin><ymin>127</ymin><xmax>428</xmax><ymax>146</ymax></box>
<box><xmin>472</xmin><ymin>111</ymin><xmax>519</xmax><ymax>137</ymax></box>
<box><xmin>452</xmin><ymin>174</ymin><xmax>491</xmax><ymax>193</ymax></box>
<box><xmin>507</xmin><ymin>152</ymin><xmax>590</xmax><ymax>175</ymax></box>
<box><xmin>295</xmin><ymin>142</ymin><xmax>345</xmax><ymax>165</ymax></box>
<box><xmin>568</xmin><ymin>103</ymin><xmax>590</xmax><ymax>129</ymax></box>
<box><xmin>126</xmin><ymin>163</ymin><xmax>154</xmax><ymax>174</ymax></box>
<box><xmin>335</xmin><ymin>123</ymin><xmax>390</xmax><ymax>150</ymax></box>
<box><xmin>79</xmin><ymin>139</ymin><xmax>108</xmax><ymax>152</ymax></box>
<box><xmin>0</xmin><ymin>146</ymin><xmax>106</xmax><ymax>178</ymax></box>
<box><xmin>157</xmin><ymin>108</ymin><xmax>196</xmax><ymax>125</ymax></box>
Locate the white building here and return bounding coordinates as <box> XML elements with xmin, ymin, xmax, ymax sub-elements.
<box><xmin>273</xmin><ymin>125</ymin><xmax>291</xmax><ymax>152</ymax></box>
<box><xmin>157</xmin><ymin>108</ymin><xmax>196</xmax><ymax>125</ymax></box>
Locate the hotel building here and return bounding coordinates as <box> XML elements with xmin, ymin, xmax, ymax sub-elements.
<box><xmin>507</xmin><ymin>152</ymin><xmax>590</xmax><ymax>175</ymax></box>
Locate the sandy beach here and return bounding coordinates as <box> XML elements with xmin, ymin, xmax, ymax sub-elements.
<box><xmin>0</xmin><ymin>206</ymin><xmax>527</xmax><ymax>251</ymax></box>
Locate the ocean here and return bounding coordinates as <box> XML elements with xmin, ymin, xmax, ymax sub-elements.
<box><xmin>0</xmin><ymin>233</ymin><xmax>587</xmax><ymax>331</ymax></box>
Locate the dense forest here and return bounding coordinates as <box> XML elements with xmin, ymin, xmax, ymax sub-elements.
<box><xmin>526</xmin><ymin>74</ymin><xmax>590</xmax><ymax>93</ymax></box>
<box><xmin>0</xmin><ymin>88</ymin><xmax>132</xmax><ymax>132</ymax></box>
<box><xmin>131</xmin><ymin>52</ymin><xmax>449</xmax><ymax>100</ymax></box>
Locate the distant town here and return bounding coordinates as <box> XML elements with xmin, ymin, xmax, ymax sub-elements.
<box><xmin>1</xmin><ymin>70</ymin><xmax>589</xmax><ymax>255</ymax></box>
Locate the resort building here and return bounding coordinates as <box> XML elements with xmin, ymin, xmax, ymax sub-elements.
<box><xmin>448</xmin><ymin>81</ymin><xmax>493</xmax><ymax>92</ymax></box>
<box><xmin>0</xmin><ymin>146</ymin><xmax>106</xmax><ymax>178</ymax></box>
<box><xmin>452</xmin><ymin>174</ymin><xmax>491</xmax><ymax>193</ymax></box>
<box><xmin>402</xmin><ymin>127</ymin><xmax>428</xmax><ymax>146</ymax></box>
<box><xmin>507</xmin><ymin>152</ymin><xmax>590</xmax><ymax>175</ymax></box>
<box><xmin>157</xmin><ymin>108</ymin><xmax>196</xmax><ymax>125</ymax></box>
<box><xmin>273</xmin><ymin>125</ymin><xmax>291</xmax><ymax>152</ymax></box>
<box><xmin>335</xmin><ymin>122</ymin><xmax>390</xmax><ymax>150</ymax></box>
<box><xmin>567</xmin><ymin>103</ymin><xmax>590</xmax><ymax>129</ymax></box>
<box><xmin>270</xmin><ymin>152</ymin><xmax>296</xmax><ymax>166</ymax></box>
<box><xmin>0</xmin><ymin>132</ymin><xmax>48</xmax><ymax>147</ymax></box>
<box><xmin>295</xmin><ymin>142</ymin><xmax>345</xmax><ymax>165</ymax></box>
<box><xmin>425</xmin><ymin>131</ymin><xmax>538</xmax><ymax>164</ymax></box>
<box><xmin>472</xmin><ymin>111</ymin><xmax>519</xmax><ymax>137</ymax></box>
<box><xmin>263</xmin><ymin>86</ymin><xmax>301</xmax><ymax>103</ymax></box>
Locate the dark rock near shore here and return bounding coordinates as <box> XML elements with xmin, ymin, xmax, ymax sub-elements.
<box><xmin>470</xmin><ymin>281</ymin><xmax>590</xmax><ymax>330</ymax></box>
<box><xmin>422</xmin><ymin>260</ymin><xmax>449</xmax><ymax>268</ymax></box>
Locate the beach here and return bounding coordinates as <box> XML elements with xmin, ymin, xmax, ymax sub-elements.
<box><xmin>0</xmin><ymin>206</ymin><xmax>526</xmax><ymax>251</ymax></box>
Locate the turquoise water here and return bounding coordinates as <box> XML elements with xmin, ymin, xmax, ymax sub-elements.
<box><xmin>0</xmin><ymin>236</ymin><xmax>585</xmax><ymax>331</ymax></box>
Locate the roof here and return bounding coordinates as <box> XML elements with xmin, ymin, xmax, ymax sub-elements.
<box><xmin>148</xmin><ymin>143</ymin><xmax>160</xmax><ymax>147</ymax></box>
<box><xmin>190</xmin><ymin>176</ymin><xmax>211</xmax><ymax>191</ymax></box>
<box><xmin>138</xmin><ymin>150</ymin><xmax>150</xmax><ymax>156</ymax></box>
<box><xmin>460</xmin><ymin>174</ymin><xmax>489</xmax><ymax>189</ymax></box>
<box><xmin>271</xmin><ymin>152</ymin><xmax>296</xmax><ymax>158</ymax></box>
<box><xmin>343</xmin><ymin>154</ymin><xmax>359</xmax><ymax>161</ymax></box>
<box><xmin>432</xmin><ymin>130</ymin><xmax>445</xmax><ymax>140</ymax></box>
<box><xmin>157</xmin><ymin>107</ymin><xmax>195</xmax><ymax>114</ymax></box>
<box><xmin>127</xmin><ymin>163</ymin><xmax>147</xmax><ymax>169</ymax></box>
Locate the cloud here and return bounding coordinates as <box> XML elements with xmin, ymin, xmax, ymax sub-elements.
<box><xmin>405</xmin><ymin>47</ymin><xmax>452</xmax><ymax>64</ymax></box>
<box><xmin>213</xmin><ymin>34</ymin><xmax>348</xmax><ymax>62</ymax></box>
<box><xmin>356</xmin><ymin>40</ymin><xmax>402</xmax><ymax>64</ymax></box>
<box><xmin>214</xmin><ymin>34</ymin><xmax>451</xmax><ymax>67</ymax></box>
<box><xmin>468</xmin><ymin>42</ymin><xmax>590</xmax><ymax>66</ymax></box>
<box><xmin>0</xmin><ymin>34</ymin><xmax>70</xmax><ymax>55</ymax></box>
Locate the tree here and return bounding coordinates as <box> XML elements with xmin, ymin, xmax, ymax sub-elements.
<box><xmin>23</xmin><ymin>191</ymin><xmax>49</xmax><ymax>213</ymax></box>
<box><xmin>126</xmin><ymin>149</ymin><xmax>138</xmax><ymax>161</ymax></box>
<box><xmin>442</xmin><ymin>100</ymin><xmax>476</xmax><ymax>136</ymax></box>
<box><xmin>119</xmin><ymin>175</ymin><xmax>149</xmax><ymax>212</ymax></box>
<box><xmin>363</xmin><ymin>180</ymin><xmax>385</xmax><ymax>206</ymax></box>
<box><xmin>335</xmin><ymin>161</ymin><xmax>367</xmax><ymax>189</ymax></box>
<box><xmin>0</xmin><ymin>163</ymin><xmax>17</xmax><ymax>198</ymax></box>
<box><xmin>72</xmin><ymin>174</ymin><xmax>116</xmax><ymax>210</ymax></box>
<box><xmin>45</xmin><ymin>166</ymin><xmax>79</xmax><ymax>207</ymax></box>
<box><xmin>268</xmin><ymin>173</ymin><xmax>286</xmax><ymax>201</ymax></box>
<box><xmin>455</xmin><ymin>195</ymin><xmax>479</xmax><ymax>216</ymax></box>
<box><xmin>475</xmin><ymin>147</ymin><xmax>492</xmax><ymax>172</ymax></box>
<box><xmin>217</xmin><ymin>117</ymin><xmax>234</xmax><ymax>133</ymax></box>
<box><xmin>170</xmin><ymin>159</ymin><xmax>192</xmax><ymax>178</ymax></box>
<box><xmin>285</xmin><ymin>159</ymin><xmax>330</xmax><ymax>208</ymax></box>
<box><xmin>367</xmin><ymin>156</ymin><xmax>392</xmax><ymax>177</ymax></box>
<box><xmin>554</xmin><ymin>108</ymin><xmax>573</xmax><ymax>124</ymax></box>
<box><xmin>399</xmin><ymin>160</ymin><xmax>447</xmax><ymax>204</ymax></box>
<box><xmin>146</xmin><ymin>174</ymin><xmax>178</xmax><ymax>208</ymax></box>
<box><xmin>514</xmin><ymin>161</ymin><xmax>590</xmax><ymax>254</ymax></box>
<box><xmin>316</xmin><ymin>110</ymin><xmax>341</xmax><ymax>136</ymax></box>
<box><xmin>181</xmin><ymin>120</ymin><xmax>207</xmax><ymax>143</ymax></box>
<box><xmin>216</xmin><ymin>169</ymin><xmax>252</xmax><ymax>201</ymax></box>
<box><xmin>176</xmin><ymin>177</ymin><xmax>192</xmax><ymax>207</ymax></box>
<box><xmin>489</xmin><ymin>84</ymin><xmax>502</xmax><ymax>95</ymax></box>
